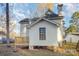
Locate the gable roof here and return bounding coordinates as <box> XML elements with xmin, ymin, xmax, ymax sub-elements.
<box><xmin>19</xmin><ymin>18</ymin><xmax>29</xmax><ymax>24</ymax></box>
<box><xmin>19</xmin><ymin>9</ymin><xmax>63</xmax><ymax>24</ymax></box>
<box><xmin>31</xmin><ymin>17</ymin><xmax>39</xmax><ymax>23</ymax></box>
<box><xmin>29</xmin><ymin>18</ymin><xmax>60</xmax><ymax>28</ymax></box>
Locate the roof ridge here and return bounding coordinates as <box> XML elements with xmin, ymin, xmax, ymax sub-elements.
<box><xmin>29</xmin><ymin>18</ymin><xmax>59</xmax><ymax>28</ymax></box>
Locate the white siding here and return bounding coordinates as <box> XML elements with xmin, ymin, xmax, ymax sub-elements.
<box><xmin>20</xmin><ymin>24</ymin><xmax>27</xmax><ymax>37</ymax></box>
<box><xmin>52</xmin><ymin>20</ymin><xmax>61</xmax><ymax>25</ymax></box>
<box><xmin>29</xmin><ymin>20</ymin><xmax>58</xmax><ymax>46</ymax></box>
<box><xmin>20</xmin><ymin>24</ymin><xmax>29</xmax><ymax>37</ymax></box>
<box><xmin>65</xmin><ymin>34</ymin><xmax>79</xmax><ymax>43</ymax></box>
<box><xmin>57</xmin><ymin>27</ymin><xmax>63</xmax><ymax>42</ymax></box>
<box><xmin>20</xmin><ymin>24</ymin><xmax>29</xmax><ymax>44</ymax></box>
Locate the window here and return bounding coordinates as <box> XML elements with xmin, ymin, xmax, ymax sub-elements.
<box><xmin>39</xmin><ymin>27</ymin><xmax>46</xmax><ymax>40</ymax></box>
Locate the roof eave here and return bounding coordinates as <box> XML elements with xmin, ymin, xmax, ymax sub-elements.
<box><xmin>29</xmin><ymin>18</ymin><xmax>59</xmax><ymax>28</ymax></box>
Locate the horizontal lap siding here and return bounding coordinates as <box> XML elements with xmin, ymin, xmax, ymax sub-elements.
<box><xmin>29</xmin><ymin>20</ymin><xmax>58</xmax><ymax>46</ymax></box>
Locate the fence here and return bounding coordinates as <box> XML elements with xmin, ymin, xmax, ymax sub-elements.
<box><xmin>15</xmin><ymin>36</ymin><xmax>29</xmax><ymax>46</ymax></box>
<box><xmin>76</xmin><ymin>40</ymin><xmax>79</xmax><ymax>52</ymax></box>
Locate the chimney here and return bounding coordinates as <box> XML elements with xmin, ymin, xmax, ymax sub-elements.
<box><xmin>57</xmin><ymin>4</ymin><xmax>63</xmax><ymax>16</ymax></box>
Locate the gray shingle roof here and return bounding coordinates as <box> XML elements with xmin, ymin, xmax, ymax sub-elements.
<box><xmin>19</xmin><ymin>18</ymin><xmax>29</xmax><ymax>24</ymax></box>
<box><xmin>29</xmin><ymin>18</ymin><xmax>60</xmax><ymax>28</ymax></box>
<box><xmin>43</xmin><ymin>9</ymin><xmax>63</xmax><ymax>20</ymax></box>
<box><xmin>44</xmin><ymin>9</ymin><xmax>59</xmax><ymax>18</ymax></box>
<box><xmin>31</xmin><ymin>17</ymin><xmax>39</xmax><ymax>22</ymax></box>
<box><xmin>19</xmin><ymin>9</ymin><xmax>63</xmax><ymax>24</ymax></box>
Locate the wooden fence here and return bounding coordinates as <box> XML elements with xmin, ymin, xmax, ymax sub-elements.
<box><xmin>15</xmin><ymin>36</ymin><xmax>29</xmax><ymax>46</ymax></box>
<box><xmin>63</xmin><ymin>40</ymin><xmax>79</xmax><ymax>52</ymax></box>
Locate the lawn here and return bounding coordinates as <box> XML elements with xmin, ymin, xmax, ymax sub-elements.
<box><xmin>17</xmin><ymin>48</ymin><xmax>63</xmax><ymax>56</ymax></box>
<box><xmin>0</xmin><ymin>45</ymin><xmax>21</xmax><ymax>56</ymax></box>
<box><xmin>0</xmin><ymin>44</ymin><xmax>63</xmax><ymax>56</ymax></box>
<box><xmin>0</xmin><ymin>42</ymin><xmax>79</xmax><ymax>56</ymax></box>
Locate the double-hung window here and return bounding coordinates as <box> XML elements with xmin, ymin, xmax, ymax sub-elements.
<box><xmin>39</xmin><ymin>27</ymin><xmax>46</xmax><ymax>40</ymax></box>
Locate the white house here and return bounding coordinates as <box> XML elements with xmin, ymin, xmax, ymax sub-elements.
<box><xmin>19</xmin><ymin>4</ymin><xmax>64</xmax><ymax>50</ymax></box>
<box><xmin>65</xmin><ymin>32</ymin><xmax>79</xmax><ymax>43</ymax></box>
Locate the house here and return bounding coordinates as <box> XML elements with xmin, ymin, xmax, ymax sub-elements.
<box><xmin>19</xmin><ymin>4</ymin><xmax>64</xmax><ymax>50</ymax></box>
<box><xmin>65</xmin><ymin>32</ymin><xmax>79</xmax><ymax>43</ymax></box>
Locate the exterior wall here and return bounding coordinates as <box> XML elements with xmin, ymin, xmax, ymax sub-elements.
<box><xmin>20</xmin><ymin>24</ymin><xmax>29</xmax><ymax>37</ymax></box>
<box><xmin>65</xmin><ymin>34</ymin><xmax>79</xmax><ymax>43</ymax></box>
<box><xmin>57</xmin><ymin>27</ymin><xmax>63</xmax><ymax>46</ymax></box>
<box><xmin>20</xmin><ymin>24</ymin><xmax>29</xmax><ymax>44</ymax></box>
<box><xmin>60</xmin><ymin>19</ymin><xmax>64</xmax><ymax>37</ymax></box>
<box><xmin>52</xmin><ymin>20</ymin><xmax>61</xmax><ymax>24</ymax></box>
<box><xmin>20</xmin><ymin>24</ymin><xmax>26</xmax><ymax>37</ymax></box>
<box><xmin>52</xmin><ymin>19</ymin><xmax>64</xmax><ymax>37</ymax></box>
<box><xmin>29</xmin><ymin>20</ymin><xmax>58</xmax><ymax>46</ymax></box>
<box><xmin>51</xmin><ymin>19</ymin><xmax>64</xmax><ymax>46</ymax></box>
<box><xmin>54</xmin><ymin>19</ymin><xmax>64</xmax><ymax>40</ymax></box>
<box><xmin>57</xmin><ymin>27</ymin><xmax>63</xmax><ymax>42</ymax></box>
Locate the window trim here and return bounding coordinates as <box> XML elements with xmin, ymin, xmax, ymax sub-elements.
<box><xmin>39</xmin><ymin>27</ymin><xmax>46</xmax><ymax>40</ymax></box>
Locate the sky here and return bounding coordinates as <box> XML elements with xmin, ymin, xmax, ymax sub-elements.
<box><xmin>0</xmin><ymin>3</ymin><xmax>79</xmax><ymax>34</ymax></box>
